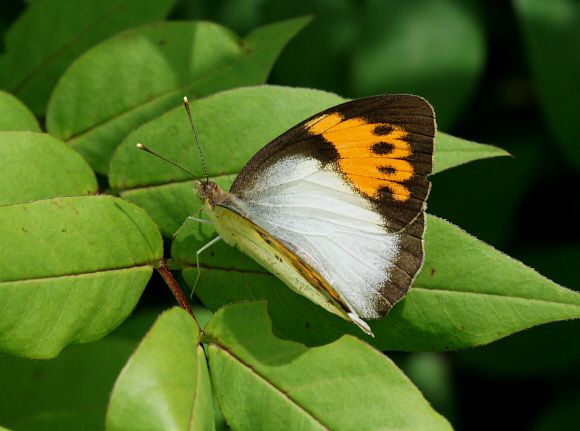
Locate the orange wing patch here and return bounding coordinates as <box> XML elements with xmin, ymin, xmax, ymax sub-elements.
<box><xmin>306</xmin><ymin>113</ymin><xmax>414</xmax><ymax>201</ymax></box>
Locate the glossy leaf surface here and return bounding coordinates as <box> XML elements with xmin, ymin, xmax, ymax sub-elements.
<box><xmin>106</xmin><ymin>308</ymin><xmax>214</xmax><ymax>431</ymax></box>
<box><xmin>0</xmin><ymin>131</ymin><xmax>97</xmax><ymax>205</ymax></box>
<box><xmin>205</xmin><ymin>301</ymin><xmax>452</xmax><ymax>431</ymax></box>
<box><xmin>0</xmin><ymin>196</ymin><xmax>163</xmax><ymax>358</ymax></box>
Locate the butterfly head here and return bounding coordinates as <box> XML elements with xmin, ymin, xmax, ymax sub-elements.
<box><xmin>195</xmin><ymin>181</ymin><xmax>227</xmax><ymax>210</ymax></box>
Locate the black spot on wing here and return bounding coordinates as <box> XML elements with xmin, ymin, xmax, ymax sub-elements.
<box><xmin>372</xmin><ymin>141</ymin><xmax>395</xmax><ymax>155</ymax></box>
<box><xmin>370</xmin><ymin>174</ymin><xmax>430</xmax><ymax>232</ymax></box>
<box><xmin>378</xmin><ymin>165</ymin><xmax>397</xmax><ymax>176</ymax></box>
<box><xmin>373</xmin><ymin>124</ymin><xmax>394</xmax><ymax>136</ymax></box>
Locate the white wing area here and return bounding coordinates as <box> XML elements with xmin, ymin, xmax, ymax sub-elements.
<box><xmin>234</xmin><ymin>156</ymin><xmax>401</xmax><ymax>319</ymax></box>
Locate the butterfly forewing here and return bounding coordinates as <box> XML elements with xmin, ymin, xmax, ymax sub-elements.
<box><xmin>231</xmin><ymin>94</ymin><xmax>435</xmax><ymax>231</ymax></box>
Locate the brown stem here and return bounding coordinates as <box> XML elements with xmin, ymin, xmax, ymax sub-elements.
<box><xmin>157</xmin><ymin>259</ymin><xmax>194</xmax><ymax>318</ymax></box>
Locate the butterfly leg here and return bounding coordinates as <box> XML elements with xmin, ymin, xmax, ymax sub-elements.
<box><xmin>187</xmin><ymin>216</ymin><xmax>213</xmax><ymax>224</ymax></box>
<box><xmin>191</xmin><ymin>235</ymin><xmax>222</xmax><ymax>298</ymax></box>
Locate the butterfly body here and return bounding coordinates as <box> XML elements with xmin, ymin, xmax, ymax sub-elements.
<box><xmin>195</xmin><ymin>94</ymin><xmax>435</xmax><ymax>336</ymax></box>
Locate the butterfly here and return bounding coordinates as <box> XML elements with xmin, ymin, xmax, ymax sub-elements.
<box><xmin>140</xmin><ymin>94</ymin><xmax>435</xmax><ymax>336</ymax></box>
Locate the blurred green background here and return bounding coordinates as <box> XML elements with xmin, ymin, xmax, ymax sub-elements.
<box><xmin>1</xmin><ymin>0</ymin><xmax>579</xmax><ymax>430</ymax></box>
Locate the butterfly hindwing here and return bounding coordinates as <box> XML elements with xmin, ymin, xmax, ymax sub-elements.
<box><xmin>374</xmin><ymin>212</ymin><xmax>425</xmax><ymax>315</ymax></box>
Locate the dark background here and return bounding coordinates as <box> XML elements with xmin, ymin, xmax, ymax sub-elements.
<box><xmin>1</xmin><ymin>1</ymin><xmax>579</xmax><ymax>430</ymax></box>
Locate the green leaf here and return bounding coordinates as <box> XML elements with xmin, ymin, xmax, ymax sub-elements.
<box><xmin>0</xmin><ymin>0</ymin><xmax>176</xmax><ymax>115</ymax></box>
<box><xmin>0</xmin><ymin>196</ymin><xmax>163</xmax><ymax>358</ymax></box>
<box><xmin>174</xmin><ymin>215</ymin><xmax>580</xmax><ymax>351</ymax></box>
<box><xmin>204</xmin><ymin>301</ymin><xmax>452</xmax><ymax>431</ymax></box>
<box><xmin>351</xmin><ymin>0</ymin><xmax>485</xmax><ymax>130</ymax></box>
<box><xmin>0</xmin><ymin>90</ymin><xmax>40</xmax><ymax>131</ymax></box>
<box><xmin>454</xmin><ymin>244</ymin><xmax>580</xmax><ymax>377</ymax></box>
<box><xmin>106</xmin><ymin>308</ymin><xmax>215</xmax><ymax>431</ymax></box>
<box><xmin>0</xmin><ymin>131</ymin><xmax>97</xmax><ymax>205</ymax></box>
<box><xmin>514</xmin><ymin>0</ymin><xmax>580</xmax><ymax>171</ymax></box>
<box><xmin>393</xmin><ymin>216</ymin><xmax>580</xmax><ymax>349</ymax></box>
<box><xmin>433</xmin><ymin>132</ymin><xmax>511</xmax><ymax>175</ymax></box>
<box><xmin>0</xmin><ymin>327</ymin><xmax>142</xmax><ymax>431</ymax></box>
<box><xmin>46</xmin><ymin>17</ymin><xmax>311</xmax><ymax>174</ymax></box>
<box><xmin>111</xmin><ymin>85</ymin><xmax>501</xmax><ymax>237</ymax></box>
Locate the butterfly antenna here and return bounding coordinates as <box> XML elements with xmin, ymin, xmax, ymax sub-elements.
<box><xmin>136</xmin><ymin>143</ymin><xmax>202</xmax><ymax>183</ymax></box>
<box><xmin>183</xmin><ymin>96</ymin><xmax>209</xmax><ymax>183</ymax></box>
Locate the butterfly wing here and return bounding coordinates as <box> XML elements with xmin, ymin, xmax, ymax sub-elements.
<box><xmin>225</xmin><ymin>94</ymin><xmax>435</xmax><ymax>323</ymax></box>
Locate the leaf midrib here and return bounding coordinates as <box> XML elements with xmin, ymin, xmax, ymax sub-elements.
<box><xmin>412</xmin><ymin>285</ymin><xmax>580</xmax><ymax>307</ymax></box>
<box><xmin>0</xmin><ymin>264</ymin><xmax>152</xmax><ymax>284</ymax></box>
<box><xmin>210</xmin><ymin>340</ymin><xmax>332</xmax><ymax>431</ymax></box>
